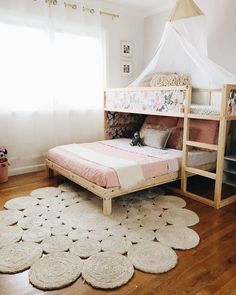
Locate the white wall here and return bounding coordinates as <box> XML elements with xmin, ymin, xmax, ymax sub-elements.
<box><xmin>100</xmin><ymin>2</ymin><xmax>144</xmax><ymax>87</ymax></box>
<box><xmin>144</xmin><ymin>0</ymin><xmax>236</xmax><ymax>75</ymax></box>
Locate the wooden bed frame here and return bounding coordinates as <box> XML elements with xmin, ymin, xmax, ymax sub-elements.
<box><xmin>46</xmin><ymin>159</ymin><xmax>215</xmax><ymax>215</ymax></box>
<box><xmin>46</xmin><ymin>84</ymin><xmax>236</xmax><ymax>214</ymax></box>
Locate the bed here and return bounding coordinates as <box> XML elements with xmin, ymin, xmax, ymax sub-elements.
<box><xmin>47</xmin><ymin>138</ymin><xmax>217</xmax><ymax>214</ymax></box>
<box><xmin>47</xmin><ymin>139</ymin><xmax>217</xmax><ymax>189</ymax></box>
<box><xmin>46</xmin><ymin>84</ymin><xmax>236</xmax><ymax>214</ymax></box>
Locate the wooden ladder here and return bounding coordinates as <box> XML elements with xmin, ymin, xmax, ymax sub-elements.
<box><xmin>181</xmin><ymin>86</ymin><xmax>229</xmax><ymax>209</ymax></box>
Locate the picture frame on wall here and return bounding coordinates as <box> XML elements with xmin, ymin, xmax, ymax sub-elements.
<box><xmin>121</xmin><ymin>61</ymin><xmax>132</xmax><ymax>77</ymax></box>
<box><xmin>121</xmin><ymin>41</ymin><xmax>132</xmax><ymax>57</ymax></box>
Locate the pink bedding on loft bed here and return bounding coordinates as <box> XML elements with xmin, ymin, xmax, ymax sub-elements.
<box><xmin>47</xmin><ymin>138</ymin><xmax>217</xmax><ymax>188</ymax></box>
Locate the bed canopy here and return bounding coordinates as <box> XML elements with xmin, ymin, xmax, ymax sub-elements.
<box><xmin>130</xmin><ymin>0</ymin><xmax>236</xmax><ymax>89</ymax></box>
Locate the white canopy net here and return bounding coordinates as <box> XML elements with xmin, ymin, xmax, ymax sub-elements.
<box><xmin>130</xmin><ymin>0</ymin><xmax>236</xmax><ymax>89</ymax></box>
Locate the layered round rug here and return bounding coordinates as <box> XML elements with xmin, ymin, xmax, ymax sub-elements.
<box><xmin>0</xmin><ymin>183</ymin><xmax>200</xmax><ymax>291</ymax></box>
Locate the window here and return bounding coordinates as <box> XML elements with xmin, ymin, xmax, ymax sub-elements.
<box><xmin>0</xmin><ymin>22</ymin><xmax>104</xmax><ymax>112</ymax></box>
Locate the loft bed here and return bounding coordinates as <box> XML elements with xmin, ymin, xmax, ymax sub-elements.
<box><xmin>46</xmin><ymin>84</ymin><xmax>236</xmax><ymax>214</ymax></box>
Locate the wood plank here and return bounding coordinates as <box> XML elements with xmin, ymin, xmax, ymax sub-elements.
<box><xmin>187</xmin><ymin>114</ymin><xmax>220</xmax><ymax>121</ymax></box>
<box><xmin>46</xmin><ymin>159</ymin><xmax>107</xmax><ymax>199</ymax></box>
<box><xmin>219</xmin><ymin>195</ymin><xmax>236</xmax><ymax>207</ymax></box>
<box><xmin>104</xmin><ymin>85</ymin><xmax>188</xmax><ymax>92</ymax></box>
<box><xmin>169</xmin><ymin>187</ymin><xmax>216</xmax><ymax>207</ymax></box>
<box><xmin>103</xmin><ymin>198</ymin><xmax>112</xmax><ymax>215</ymax></box>
<box><xmin>192</xmin><ymin>88</ymin><xmax>222</xmax><ymax>92</ymax></box>
<box><xmin>185</xmin><ymin>167</ymin><xmax>216</xmax><ymax>180</ymax></box>
<box><xmin>181</xmin><ymin>86</ymin><xmax>192</xmax><ymax>192</ymax></box>
<box><xmin>214</xmin><ymin>85</ymin><xmax>229</xmax><ymax>208</ymax></box>
<box><xmin>186</xmin><ymin>140</ymin><xmax>218</xmax><ymax>151</ymax></box>
<box><xmin>226</xmin><ymin>115</ymin><xmax>236</xmax><ymax>121</ymax></box>
<box><xmin>104</xmin><ymin>107</ymin><xmax>185</xmax><ymax>118</ymax></box>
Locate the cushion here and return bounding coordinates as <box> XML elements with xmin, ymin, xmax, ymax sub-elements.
<box><xmin>142</xmin><ymin>126</ymin><xmax>172</xmax><ymax>149</ymax></box>
<box><xmin>166</xmin><ymin>127</ymin><xmax>184</xmax><ymax>150</ymax></box>
<box><xmin>140</xmin><ymin>116</ymin><xmax>179</xmax><ymax>138</ymax></box>
<box><xmin>177</xmin><ymin>119</ymin><xmax>219</xmax><ymax>146</ymax></box>
<box><xmin>145</xmin><ymin>116</ymin><xmax>179</xmax><ymax>127</ymax></box>
<box><xmin>139</xmin><ymin>72</ymin><xmax>191</xmax><ymax>87</ymax></box>
<box><xmin>166</xmin><ymin>127</ymin><xmax>197</xmax><ymax>150</ymax></box>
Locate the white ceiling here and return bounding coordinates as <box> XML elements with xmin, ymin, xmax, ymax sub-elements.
<box><xmin>105</xmin><ymin>0</ymin><xmax>175</xmax><ymax>15</ymax></box>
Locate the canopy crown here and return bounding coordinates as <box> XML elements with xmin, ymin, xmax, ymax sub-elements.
<box><xmin>169</xmin><ymin>0</ymin><xmax>204</xmax><ymax>21</ymax></box>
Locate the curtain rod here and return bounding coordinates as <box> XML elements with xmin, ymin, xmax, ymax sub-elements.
<box><xmin>33</xmin><ymin>1</ymin><xmax>119</xmax><ymax>20</ymax></box>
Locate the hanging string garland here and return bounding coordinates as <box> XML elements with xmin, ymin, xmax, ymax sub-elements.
<box><xmin>32</xmin><ymin>0</ymin><xmax>119</xmax><ymax>20</ymax></box>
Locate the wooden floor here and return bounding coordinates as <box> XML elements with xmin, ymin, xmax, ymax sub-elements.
<box><xmin>0</xmin><ymin>171</ymin><xmax>236</xmax><ymax>295</ymax></box>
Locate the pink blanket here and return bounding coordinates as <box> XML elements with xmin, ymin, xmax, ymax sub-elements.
<box><xmin>47</xmin><ymin>141</ymin><xmax>168</xmax><ymax>188</ymax></box>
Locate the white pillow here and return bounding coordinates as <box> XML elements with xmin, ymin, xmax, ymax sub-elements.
<box><xmin>142</xmin><ymin>128</ymin><xmax>171</xmax><ymax>149</ymax></box>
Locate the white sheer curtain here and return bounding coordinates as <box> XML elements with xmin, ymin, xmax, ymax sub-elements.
<box><xmin>0</xmin><ymin>0</ymin><xmax>105</xmax><ymax>175</ymax></box>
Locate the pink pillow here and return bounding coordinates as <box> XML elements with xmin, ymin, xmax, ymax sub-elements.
<box><xmin>177</xmin><ymin>118</ymin><xmax>219</xmax><ymax>145</ymax></box>
<box><xmin>140</xmin><ymin>115</ymin><xmax>179</xmax><ymax>138</ymax></box>
<box><xmin>145</xmin><ymin>115</ymin><xmax>179</xmax><ymax>127</ymax></box>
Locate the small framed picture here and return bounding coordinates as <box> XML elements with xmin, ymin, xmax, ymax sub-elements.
<box><xmin>121</xmin><ymin>41</ymin><xmax>132</xmax><ymax>57</ymax></box>
<box><xmin>121</xmin><ymin>61</ymin><xmax>132</xmax><ymax>77</ymax></box>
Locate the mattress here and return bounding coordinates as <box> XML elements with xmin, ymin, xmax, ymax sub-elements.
<box><xmin>47</xmin><ymin>138</ymin><xmax>217</xmax><ymax>188</ymax></box>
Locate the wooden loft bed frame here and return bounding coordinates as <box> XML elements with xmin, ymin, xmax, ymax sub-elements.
<box><xmin>46</xmin><ymin>84</ymin><xmax>236</xmax><ymax>214</ymax></box>
<box><xmin>179</xmin><ymin>84</ymin><xmax>236</xmax><ymax>209</ymax></box>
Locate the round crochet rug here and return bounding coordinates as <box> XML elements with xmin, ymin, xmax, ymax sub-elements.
<box><xmin>155</xmin><ymin>225</ymin><xmax>200</xmax><ymax>249</ymax></box>
<box><xmin>0</xmin><ymin>183</ymin><xmax>201</xmax><ymax>291</ymax></box>
<box><xmin>82</xmin><ymin>252</ymin><xmax>134</xmax><ymax>289</ymax></box>
<box><xmin>29</xmin><ymin>252</ymin><xmax>83</xmax><ymax>290</ymax></box>
<box><xmin>162</xmin><ymin>208</ymin><xmax>199</xmax><ymax>227</ymax></box>
<box><xmin>128</xmin><ymin>241</ymin><xmax>178</xmax><ymax>274</ymax></box>
<box><xmin>0</xmin><ymin>242</ymin><xmax>42</xmax><ymax>273</ymax></box>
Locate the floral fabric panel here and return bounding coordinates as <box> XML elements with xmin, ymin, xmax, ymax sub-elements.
<box><xmin>105</xmin><ymin>112</ymin><xmax>145</xmax><ymax>139</ymax></box>
<box><xmin>105</xmin><ymin>90</ymin><xmax>185</xmax><ymax>113</ymax></box>
<box><xmin>228</xmin><ymin>89</ymin><xmax>236</xmax><ymax>115</ymax></box>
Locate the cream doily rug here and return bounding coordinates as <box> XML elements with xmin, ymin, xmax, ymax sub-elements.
<box><xmin>0</xmin><ymin>242</ymin><xmax>42</xmax><ymax>273</ymax></box>
<box><xmin>155</xmin><ymin>195</ymin><xmax>186</xmax><ymax>209</ymax></box>
<box><xmin>31</xmin><ymin>187</ymin><xmax>61</xmax><ymax>199</ymax></box>
<box><xmin>22</xmin><ymin>226</ymin><xmax>51</xmax><ymax>243</ymax></box>
<box><xmin>162</xmin><ymin>208</ymin><xmax>200</xmax><ymax>226</ymax></box>
<box><xmin>139</xmin><ymin>216</ymin><xmax>167</xmax><ymax>230</ymax></box>
<box><xmin>0</xmin><ymin>226</ymin><xmax>23</xmax><ymax>248</ymax></box>
<box><xmin>69</xmin><ymin>239</ymin><xmax>101</xmax><ymax>258</ymax></box>
<box><xmin>4</xmin><ymin>196</ymin><xmax>39</xmax><ymax>210</ymax></box>
<box><xmin>17</xmin><ymin>216</ymin><xmax>43</xmax><ymax>229</ymax></box>
<box><xmin>0</xmin><ymin>183</ymin><xmax>200</xmax><ymax>291</ymax></box>
<box><xmin>41</xmin><ymin>235</ymin><xmax>72</xmax><ymax>254</ymax></box>
<box><xmin>29</xmin><ymin>252</ymin><xmax>83</xmax><ymax>290</ymax></box>
<box><xmin>51</xmin><ymin>224</ymin><xmax>72</xmax><ymax>236</ymax></box>
<box><xmin>101</xmin><ymin>236</ymin><xmax>132</xmax><ymax>254</ymax></box>
<box><xmin>125</xmin><ymin>228</ymin><xmax>155</xmax><ymax>243</ymax></box>
<box><xmin>82</xmin><ymin>252</ymin><xmax>134</xmax><ymax>289</ymax></box>
<box><xmin>156</xmin><ymin>225</ymin><xmax>200</xmax><ymax>249</ymax></box>
<box><xmin>0</xmin><ymin>210</ymin><xmax>23</xmax><ymax>226</ymax></box>
<box><xmin>86</xmin><ymin>229</ymin><xmax>110</xmax><ymax>241</ymax></box>
<box><xmin>23</xmin><ymin>205</ymin><xmax>47</xmax><ymax>217</ymax></box>
<box><xmin>107</xmin><ymin>225</ymin><xmax>128</xmax><ymax>237</ymax></box>
<box><xmin>68</xmin><ymin>229</ymin><xmax>90</xmax><ymax>241</ymax></box>
<box><xmin>128</xmin><ymin>241</ymin><xmax>178</xmax><ymax>273</ymax></box>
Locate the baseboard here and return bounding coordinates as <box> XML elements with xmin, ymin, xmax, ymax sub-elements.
<box><xmin>9</xmin><ymin>164</ymin><xmax>46</xmax><ymax>176</ymax></box>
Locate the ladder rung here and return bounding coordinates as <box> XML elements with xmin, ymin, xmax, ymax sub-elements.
<box><xmin>185</xmin><ymin>167</ymin><xmax>216</xmax><ymax>180</ymax></box>
<box><xmin>186</xmin><ymin>141</ymin><xmax>218</xmax><ymax>151</ymax></box>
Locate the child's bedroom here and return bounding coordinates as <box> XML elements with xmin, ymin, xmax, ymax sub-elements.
<box><xmin>0</xmin><ymin>0</ymin><xmax>236</xmax><ymax>294</ymax></box>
